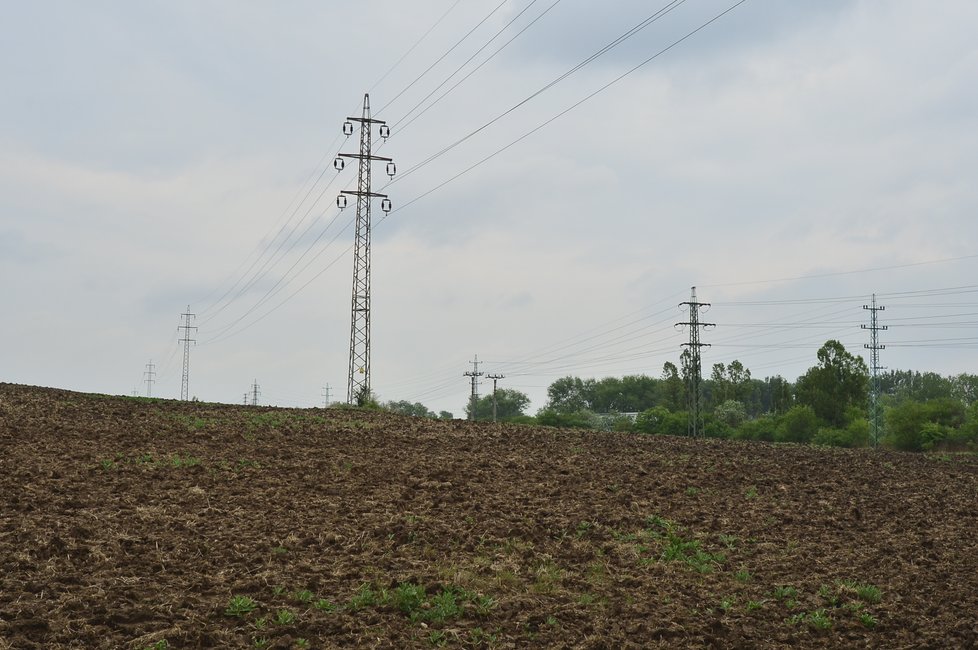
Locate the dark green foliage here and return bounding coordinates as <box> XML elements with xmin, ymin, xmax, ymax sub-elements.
<box><xmin>467</xmin><ymin>388</ymin><xmax>531</xmax><ymax>421</ymax></box>
<box><xmin>794</xmin><ymin>340</ymin><xmax>868</xmax><ymax>427</ymax></box>
<box><xmin>384</xmin><ymin>400</ymin><xmax>437</xmax><ymax>419</ymax></box>
<box><xmin>535</xmin><ymin>408</ymin><xmax>601</xmax><ymax>429</ymax></box>
<box><xmin>776</xmin><ymin>405</ymin><xmax>819</xmax><ymax>444</ymax></box>
<box><xmin>732</xmin><ymin>414</ymin><xmax>779</xmax><ymax>442</ymax></box>
<box><xmin>634</xmin><ymin>407</ymin><xmax>687</xmax><ymax>436</ymax></box>
<box><xmin>714</xmin><ymin>399</ymin><xmax>747</xmax><ymax>428</ymax></box>
<box><xmin>886</xmin><ymin>398</ymin><xmax>968</xmax><ymax>451</ymax></box>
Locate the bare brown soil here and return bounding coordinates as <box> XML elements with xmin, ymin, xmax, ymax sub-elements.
<box><xmin>1</xmin><ymin>383</ymin><xmax>977</xmax><ymax>649</ymax></box>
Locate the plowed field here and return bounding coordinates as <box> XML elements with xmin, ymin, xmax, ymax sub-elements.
<box><xmin>1</xmin><ymin>383</ymin><xmax>977</xmax><ymax>649</ymax></box>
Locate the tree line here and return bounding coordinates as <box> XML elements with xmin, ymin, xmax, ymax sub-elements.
<box><xmin>378</xmin><ymin>339</ymin><xmax>978</xmax><ymax>452</ymax></box>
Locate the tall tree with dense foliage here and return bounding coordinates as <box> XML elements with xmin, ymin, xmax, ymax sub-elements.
<box><xmin>468</xmin><ymin>388</ymin><xmax>531</xmax><ymax>421</ymax></box>
<box><xmin>660</xmin><ymin>362</ymin><xmax>683</xmax><ymax>411</ymax></box>
<box><xmin>545</xmin><ymin>376</ymin><xmax>595</xmax><ymax>413</ymax></box>
<box><xmin>794</xmin><ymin>340</ymin><xmax>869</xmax><ymax>427</ymax></box>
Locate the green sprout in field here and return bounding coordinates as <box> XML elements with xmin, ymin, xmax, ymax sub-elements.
<box><xmin>225</xmin><ymin>595</ymin><xmax>258</xmax><ymax>617</ymax></box>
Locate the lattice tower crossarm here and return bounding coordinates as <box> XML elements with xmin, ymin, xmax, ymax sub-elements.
<box><xmin>862</xmin><ymin>294</ymin><xmax>887</xmax><ymax>446</ymax></box>
<box><xmin>339</xmin><ymin>94</ymin><xmax>393</xmax><ymax>405</ymax></box>
<box><xmin>178</xmin><ymin>305</ymin><xmax>197</xmax><ymax>401</ymax></box>
<box><xmin>676</xmin><ymin>286</ymin><xmax>715</xmax><ymax>437</ymax></box>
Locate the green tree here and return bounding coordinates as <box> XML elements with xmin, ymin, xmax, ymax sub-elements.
<box><xmin>635</xmin><ymin>406</ymin><xmax>687</xmax><ymax>436</ymax></box>
<box><xmin>467</xmin><ymin>388</ymin><xmax>530</xmax><ymax>422</ymax></box>
<box><xmin>438</xmin><ymin>410</ymin><xmax>454</xmax><ymax>420</ymax></box>
<box><xmin>659</xmin><ymin>362</ymin><xmax>683</xmax><ymax>412</ymax></box>
<box><xmin>715</xmin><ymin>399</ymin><xmax>747</xmax><ymax>428</ymax></box>
<box><xmin>384</xmin><ymin>400</ymin><xmax>436</xmax><ymax>418</ymax></box>
<box><xmin>545</xmin><ymin>376</ymin><xmax>595</xmax><ymax>413</ymax></box>
<box><xmin>776</xmin><ymin>405</ymin><xmax>819</xmax><ymax>444</ymax></box>
<box><xmin>794</xmin><ymin>340</ymin><xmax>868</xmax><ymax>427</ymax></box>
<box><xmin>536</xmin><ymin>408</ymin><xmax>601</xmax><ymax>429</ymax></box>
<box><xmin>886</xmin><ymin>398</ymin><xmax>966</xmax><ymax>451</ymax></box>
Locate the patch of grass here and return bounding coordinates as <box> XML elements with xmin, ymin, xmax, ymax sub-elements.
<box><xmin>252</xmin><ymin>617</ymin><xmax>267</xmax><ymax>630</ymax></box>
<box><xmin>855</xmin><ymin>584</ymin><xmax>882</xmax><ymax>604</ymax></box>
<box><xmin>252</xmin><ymin>636</ymin><xmax>269</xmax><ymax>649</ymax></box>
<box><xmin>773</xmin><ymin>586</ymin><xmax>799</xmax><ymax>601</ymax></box>
<box><xmin>295</xmin><ymin>639</ymin><xmax>309</xmax><ymax>649</ymax></box>
<box><xmin>719</xmin><ymin>596</ymin><xmax>736</xmax><ymax>612</ymax></box>
<box><xmin>274</xmin><ymin>609</ymin><xmax>296</xmax><ymax>625</ymax></box>
<box><xmin>168</xmin><ymin>454</ymin><xmax>200</xmax><ymax>468</ymax></box>
<box><xmin>428</xmin><ymin>630</ymin><xmax>447</xmax><ymax>646</ymax></box>
<box><xmin>99</xmin><ymin>459</ymin><xmax>116</xmax><ymax>470</ymax></box>
<box><xmin>422</xmin><ymin>588</ymin><xmax>463</xmax><ymax>623</ymax></box>
<box><xmin>859</xmin><ymin>612</ymin><xmax>878</xmax><ymax>628</ymax></box>
<box><xmin>788</xmin><ymin>609</ymin><xmax>832</xmax><ymax>630</ymax></box>
<box><xmin>745</xmin><ymin>486</ymin><xmax>759</xmax><ymax>499</ymax></box>
<box><xmin>645</xmin><ymin>514</ymin><xmax>673</xmax><ymax>532</ymax></box>
<box><xmin>469</xmin><ymin>627</ymin><xmax>498</xmax><ymax>645</ymax></box>
<box><xmin>392</xmin><ymin>582</ymin><xmax>426</xmax><ymax>614</ymax></box>
<box><xmin>577</xmin><ymin>592</ymin><xmax>598</xmax><ymax>605</ymax></box>
<box><xmin>685</xmin><ymin>486</ymin><xmax>700</xmax><ymax>496</ymax></box>
<box><xmin>818</xmin><ymin>584</ymin><xmax>840</xmax><ymax>607</ymax></box>
<box><xmin>143</xmin><ymin>641</ymin><xmax>169</xmax><ymax>650</ymax></box>
<box><xmin>314</xmin><ymin>598</ymin><xmax>337</xmax><ymax>612</ymax></box>
<box><xmin>531</xmin><ymin>561</ymin><xmax>562</xmax><ymax>594</ymax></box>
<box><xmin>809</xmin><ymin>609</ymin><xmax>832</xmax><ymax>629</ymax></box>
<box><xmin>225</xmin><ymin>595</ymin><xmax>258</xmax><ymax>618</ymax></box>
<box><xmin>348</xmin><ymin>584</ymin><xmax>381</xmax><ymax>611</ymax></box>
<box><xmin>718</xmin><ymin>534</ymin><xmax>739</xmax><ymax>550</ymax></box>
<box><xmin>746</xmin><ymin>599</ymin><xmax>765</xmax><ymax>611</ymax></box>
<box><xmin>660</xmin><ymin>533</ymin><xmax>725</xmax><ymax>573</ymax></box>
<box><xmin>734</xmin><ymin>568</ymin><xmax>752</xmax><ymax>583</ymax></box>
<box><xmin>294</xmin><ymin>589</ymin><xmax>314</xmax><ymax>604</ymax></box>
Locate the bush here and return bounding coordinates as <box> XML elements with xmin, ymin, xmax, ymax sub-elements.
<box><xmin>886</xmin><ymin>398</ymin><xmax>966</xmax><ymax>451</ymax></box>
<box><xmin>635</xmin><ymin>407</ymin><xmax>687</xmax><ymax>436</ymax></box>
<box><xmin>732</xmin><ymin>414</ymin><xmax>780</xmax><ymax>442</ymax></box>
<box><xmin>812</xmin><ymin>418</ymin><xmax>870</xmax><ymax>448</ymax></box>
<box><xmin>776</xmin><ymin>405</ymin><xmax>819</xmax><ymax>444</ymax></box>
<box><xmin>536</xmin><ymin>409</ymin><xmax>601</xmax><ymax>430</ymax></box>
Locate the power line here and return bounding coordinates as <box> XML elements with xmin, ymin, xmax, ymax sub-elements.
<box><xmin>390</xmin><ymin>0</ymin><xmax>560</xmax><ymax>131</ymax></box>
<box><xmin>375</xmin><ymin>0</ymin><xmax>511</xmax><ymax>116</ymax></box>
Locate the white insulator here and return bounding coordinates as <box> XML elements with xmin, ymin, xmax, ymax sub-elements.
<box><xmin>343</xmin><ymin>121</ymin><xmax>354</xmax><ymax>136</ymax></box>
<box><xmin>337</xmin><ymin>195</ymin><xmax>348</xmax><ymax>210</ymax></box>
<box><xmin>334</xmin><ymin>157</ymin><xmax>345</xmax><ymax>171</ymax></box>
<box><xmin>381</xmin><ymin>198</ymin><xmax>392</xmax><ymax>213</ymax></box>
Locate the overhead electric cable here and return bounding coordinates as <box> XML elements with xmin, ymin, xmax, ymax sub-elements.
<box><xmin>375</xmin><ymin>0</ymin><xmax>511</xmax><ymax>116</ymax></box>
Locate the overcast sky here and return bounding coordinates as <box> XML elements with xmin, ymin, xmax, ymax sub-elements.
<box><xmin>2</xmin><ymin>0</ymin><xmax>977</xmax><ymax>415</ymax></box>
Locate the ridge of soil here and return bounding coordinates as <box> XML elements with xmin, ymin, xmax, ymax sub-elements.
<box><xmin>1</xmin><ymin>383</ymin><xmax>977</xmax><ymax>649</ymax></box>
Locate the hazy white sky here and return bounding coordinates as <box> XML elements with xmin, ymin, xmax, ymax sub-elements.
<box><xmin>2</xmin><ymin>0</ymin><xmax>977</xmax><ymax>414</ymax></box>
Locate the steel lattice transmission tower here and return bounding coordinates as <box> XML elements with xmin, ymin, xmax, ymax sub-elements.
<box><xmin>335</xmin><ymin>94</ymin><xmax>395</xmax><ymax>405</ymax></box>
<box><xmin>862</xmin><ymin>294</ymin><xmax>887</xmax><ymax>447</ymax></box>
<box><xmin>676</xmin><ymin>287</ymin><xmax>715</xmax><ymax>437</ymax></box>
<box><xmin>178</xmin><ymin>305</ymin><xmax>197</xmax><ymax>401</ymax></box>
<box><xmin>144</xmin><ymin>360</ymin><xmax>156</xmax><ymax>398</ymax></box>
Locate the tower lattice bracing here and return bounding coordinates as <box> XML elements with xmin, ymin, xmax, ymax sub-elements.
<box><xmin>337</xmin><ymin>94</ymin><xmax>394</xmax><ymax>404</ymax></box>
<box><xmin>863</xmin><ymin>294</ymin><xmax>887</xmax><ymax>446</ymax></box>
<box><xmin>677</xmin><ymin>287</ymin><xmax>715</xmax><ymax>437</ymax></box>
